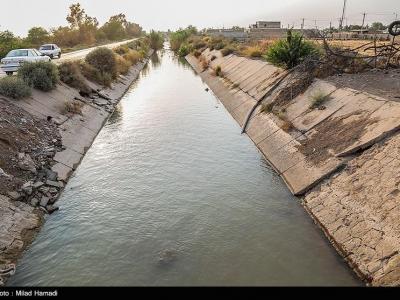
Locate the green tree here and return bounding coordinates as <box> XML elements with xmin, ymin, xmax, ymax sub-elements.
<box><xmin>0</xmin><ymin>31</ymin><xmax>26</xmax><ymax>58</ymax></box>
<box><xmin>371</xmin><ymin>22</ymin><xmax>387</xmax><ymax>31</ymax></box>
<box><xmin>25</xmin><ymin>27</ymin><xmax>50</xmax><ymax>47</ymax></box>
<box><xmin>100</xmin><ymin>14</ymin><xmax>127</xmax><ymax>41</ymax></box>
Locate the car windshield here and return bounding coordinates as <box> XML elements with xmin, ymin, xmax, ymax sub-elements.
<box><xmin>6</xmin><ymin>50</ymin><xmax>28</xmax><ymax>57</ymax></box>
<box><xmin>40</xmin><ymin>45</ymin><xmax>52</xmax><ymax>50</ymax></box>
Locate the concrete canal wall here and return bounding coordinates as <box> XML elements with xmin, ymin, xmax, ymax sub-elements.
<box><xmin>186</xmin><ymin>49</ymin><xmax>400</xmax><ymax>286</ymax></box>
<box><xmin>0</xmin><ymin>51</ymin><xmax>153</xmax><ymax>285</ymax></box>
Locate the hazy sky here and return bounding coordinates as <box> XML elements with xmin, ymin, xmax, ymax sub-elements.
<box><xmin>0</xmin><ymin>0</ymin><xmax>399</xmax><ymax>36</ymax></box>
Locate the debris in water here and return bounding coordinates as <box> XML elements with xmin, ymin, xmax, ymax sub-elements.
<box><xmin>158</xmin><ymin>250</ymin><xmax>178</xmax><ymax>266</ymax></box>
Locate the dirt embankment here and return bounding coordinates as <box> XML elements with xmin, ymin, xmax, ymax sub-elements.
<box><xmin>0</xmin><ymin>98</ymin><xmax>61</xmax><ymax>193</ymax></box>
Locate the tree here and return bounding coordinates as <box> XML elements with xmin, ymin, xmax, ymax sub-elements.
<box><xmin>371</xmin><ymin>22</ymin><xmax>387</xmax><ymax>31</ymax></box>
<box><xmin>66</xmin><ymin>3</ymin><xmax>85</xmax><ymax>29</ymax></box>
<box><xmin>0</xmin><ymin>31</ymin><xmax>26</xmax><ymax>58</ymax></box>
<box><xmin>100</xmin><ymin>14</ymin><xmax>127</xmax><ymax>41</ymax></box>
<box><xmin>25</xmin><ymin>27</ymin><xmax>50</xmax><ymax>47</ymax></box>
<box><xmin>125</xmin><ymin>22</ymin><xmax>143</xmax><ymax>37</ymax></box>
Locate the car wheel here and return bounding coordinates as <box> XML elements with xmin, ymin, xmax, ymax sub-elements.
<box><xmin>6</xmin><ymin>72</ymin><xmax>13</xmax><ymax>76</ymax></box>
<box><xmin>58</xmin><ymin>52</ymin><xmax>62</xmax><ymax>58</ymax></box>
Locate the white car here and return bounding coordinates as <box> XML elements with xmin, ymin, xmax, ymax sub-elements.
<box><xmin>0</xmin><ymin>49</ymin><xmax>51</xmax><ymax>76</ymax></box>
<box><xmin>39</xmin><ymin>44</ymin><xmax>62</xmax><ymax>59</ymax></box>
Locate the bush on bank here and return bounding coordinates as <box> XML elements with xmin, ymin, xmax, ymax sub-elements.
<box><xmin>0</xmin><ymin>76</ymin><xmax>31</xmax><ymax>99</ymax></box>
<box><xmin>18</xmin><ymin>61</ymin><xmax>59</xmax><ymax>91</ymax></box>
<box><xmin>147</xmin><ymin>30</ymin><xmax>164</xmax><ymax>50</ymax></box>
<box><xmin>58</xmin><ymin>61</ymin><xmax>91</xmax><ymax>94</ymax></box>
<box><xmin>85</xmin><ymin>47</ymin><xmax>118</xmax><ymax>79</ymax></box>
<box><xmin>264</xmin><ymin>30</ymin><xmax>320</xmax><ymax>69</ymax></box>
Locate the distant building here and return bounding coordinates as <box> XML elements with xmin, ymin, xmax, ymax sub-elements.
<box><xmin>251</xmin><ymin>21</ymin><xmax>281</xmax><ymax>29</ymax></box>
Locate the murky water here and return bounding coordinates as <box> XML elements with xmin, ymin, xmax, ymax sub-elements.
<box><xmin>9</xmin><ymin>49</ymin><xmax>360</xmax><ymax>286</ymax></box>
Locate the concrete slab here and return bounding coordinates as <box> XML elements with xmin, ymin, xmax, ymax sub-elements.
<box><xmin>51</xmin><ymin>163</ymin><xmax>73</xmax><ymax>182</ymax></box>
<box><xmin>339</xmin><ymin>100</ymin><xmax>400</xmax><ymax>156</ymax></box>
<box><xmin>283</xmin><ymin>156</ymin><xmax>344</xmax><ymax>195</ymax></box>
<box><xmin>286</xmin><ymin>80</ymin><xmax>339</xmax><ymax>123</ymax></box>
<box><xmin>54</xmin><ymin>148</ymin><xmax>83</xmax><ymax>169</ymax></box>
<box><xmin>231</xmin><ymin>96</ymin><xmax>257</xmax><ymax>126</ymax></box>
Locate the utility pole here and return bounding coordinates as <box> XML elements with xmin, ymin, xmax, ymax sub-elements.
<box><xmin>301</xmin><ymin>18</ymin><xmax>305</xmax><ymax>30</ymax></box>
<box><xmin>361</xmin><ymin>12</ymin><xmax>367</xmax><ymax>30</ymax></box>
<box><xmin>314</xmin><ymin>20</ymin><xmax>318</xmax><ymax>29</ymax></box>
<box><xmin>339</xmin><ymin>0</ymin><xmax>347</xmax><ymax>30</ymax></box>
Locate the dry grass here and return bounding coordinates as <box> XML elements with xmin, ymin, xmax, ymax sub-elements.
<box><xmin>310</xmin><ymin>91</ymin><xmax>331</xmax><ymax>109</ymax></box>
<box><xmin>115</xmin><ymin>55</ymin><xmax>131</xmax><ymax>75</ymax></box>
<box><xmin>63</xmin><ymin>101</ymin><xmax>84</xmax><ymax>115</ymax></box>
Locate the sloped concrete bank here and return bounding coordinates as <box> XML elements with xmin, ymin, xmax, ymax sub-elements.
<box><xmin>186</xmin><ymin>49</ymin><xmax>400</xmax><ymax>286</ymax></box>
<box><xmin>0</xmin><ymin>51</ymin><xmax>153</xmax><ymax>285</ymax></box>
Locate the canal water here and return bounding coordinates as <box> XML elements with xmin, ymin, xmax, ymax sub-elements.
<box><xmin>9</xmin><ymin>49</ymin><xmax>360</xmax><ymax>286</ymax></box>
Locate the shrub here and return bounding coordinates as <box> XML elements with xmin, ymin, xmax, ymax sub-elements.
<box><xmin>265</xmin><ymin>30</ymin><xmax>320</xmax><ymax>69</ymax></box>
<box><xmin>0</xmin><ymin>77</ymin><xmax>31</xmax><ymax>99</ymax></box>
<box><xmin>178</xmin><ymin>43</ymin><xmax>192</xmax><ymax>57</ymax></box>
<box><xmin>214</xmin><ymin>42</ymin><xmax>226</xmax><ymax>50</ymax></box>
<box><xmin>215</xmin><ymin>65</ymin><xmax>222</xmax><ymax>77</ymax></box>
<box><xmin>85</xmin><ymin>47</ymin><xmax>117</xmax><ymax>78</ymax></box>
<box><xmin>221</xmin><ymin>47</ymin><xmax>235</xmax><ymax>57</ymax></box>
<box><xmin>123</xmin><ymin>49</ymin><xmax>142</xmax><ymax>65</ymax></box>
<box><xmin>80</xmin><ymin>62</ymin><xmax>112</xmax><ymax>87</ymax></box>
<box><xmin>114</xmin><ymin>45</ymin><xmax>130</xmax><ymax>56</ymax></box>
<box><xmin>193</xmin><ymin>50</ymin><xmax>201</xmax><ymax>58</ymax></box>
<box><xmin>63</xmin><ymin>100</ymin><xmax>84</xmax><ymax>115</ymax></box>
<box><xmin>18</xmin><ymin>61</ymin><xmax>59</xmax><ymax>91</ymax></box>
<box><xmin>148</xmin><ymin>30</ymin><xmax>164</xmax><ymax>50</ymax></box>
<box><xmin>310</xmin><ymin>91</ymin><xmax>330</xmax><ymax>109</ymax></box>
<box><xmin>241</xmin><ymin>45</ymin><xmax>264</xmax><ymax>58</ymax></box>
<box><xmin>58</xmin><ymin>61</ymin><xmax>91</xmax><ymax>94</ymax></box>
<box><xmin>193</xmin><ymin>41</ymin><xmax>206</xmax><ymax>50</ymax></box>
<box><xmin>116</xmin><ymin>55</ymin><xmax>131</xmax><ymax>75</ymax></box>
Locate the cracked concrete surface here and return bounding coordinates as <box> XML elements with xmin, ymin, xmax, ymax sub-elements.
<box><xmin>304</xmin><ymin>134</ymin><xmax>400</xmax><ymax>286</ymax></box>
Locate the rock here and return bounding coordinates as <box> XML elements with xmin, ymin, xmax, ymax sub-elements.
<box><xmin>39</xmin><ymin>186</ymin><xmax>50</xmax><ymax>194</ymax></box>
<box><xmin>7</xmin><ymin>191</ymin><xmax>22</xmax><ymax>201</ymax></box>
<box><xmin>22</xmin><ymin>182</ymin><xmax>33</xmax><ymax>195</ymax></box>
<box><xmin>45</xmin><ymin>169</ymin><xmax>58</xmax><ymax>181</ymax></box>
<box><xmin>17</xmin><ymin>153</ymin><xmax>37</xmax><ymax>174</ymax></box>
<box><xmin>49</xmin><ymin>188</ymin><xmax>58</xmax><ymax>195</ymax></box>
<box><xmin>94</xmin><ymin>99</ymin><xmax>109</xmax><ymax>106</ymax></box>
<box><xmin>46</xmin><ymin>180</ymin><xmax>64</xmax><ymax>189</ymax></box>
<box><xmin>33</xmin><ymin>181</ymin><xmax>44</xmax><ymax>189</ymax></box>
<box><xmin>30</xmin><ymin>198</ymin><xmax>40</xmax><ymax>207</ymax></box>
<box><xmin>0</xmin><ymin>168</ymin><xmax>11</xmax><ymax>178</ymax></box>
<box><xmin>40</xmin><ymin>196</ymin><xmax>50</xmax><ymax>207</ymax></box>
<box><xmin>46</xmin><ymin>205</ymin><xmax>59</xmax><ymax>215</ymax></box>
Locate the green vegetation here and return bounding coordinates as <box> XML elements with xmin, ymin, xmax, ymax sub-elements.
<box><xmin>58</xmin><ymin>61</ymin><xmax>91</xmax><ymax>94</ymax></box>
<box><xmin>310</xmin><ymin>91</ymin><xmax>330</xmax><ymax>109</ymax></box>
<box><xmin>0</xmin><ymin>77</ymin><xmax>31</xmax><ymax>99</ymax></box>
<box><xmin>18</xmin><ymin>61</ymin><xmax>59</xmax><ymax>91</ymax></box>
<box><xmin>215</xmin><ymin>66</ymin><xmax>223</xmax><ymax>77</ymax></box>
<box><xmin>177</xmin><ymin>44</ymin><xmax>193</xmax><ymax>57</ymax></box>
<box><xmin>0</xmin><ymin>2</ymin><xmax>144</xmax><ymax>58</ymax></box>
<box><xmin>85</xmin><ymin>47</ymin><xmax>117</xmax><ymax>79</ymax></box>
<box><xmin>169</xmin><ymin>26</ymin><xmax>197</xmax><ymax>52</ymax></box>
<box><xmin>264</xmin><ymin>30</ymin><xmax>320</xmax><ymax>69</ymax></box>
<box><xmin>147</xmin><ymin>31</ymin><xmax>164</xmax><ymax>50</ymax></box>
<box><xmin>221</xmin><ymin>47</ymin><xmax>235</xmax><ymax>57</ymax></box>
